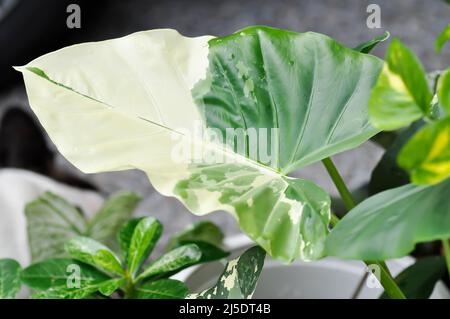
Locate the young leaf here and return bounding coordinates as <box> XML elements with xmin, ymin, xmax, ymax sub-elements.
<box><xmin>353</xmin><ymin>31</ymin><xmax>390</xmax><ymax>54</ymax></box>
<box><xmin>135</xmin><ymin>279</ymin><xmax>188</xmax><ymax>299</ymax></box>
<box><xmin>326</xmin><ymin>179</ymin><xmax>450</xmax><ymax>260</ymax></box>
<box><xmin>98</xmin><ymin>278</ymin><xmax>126</xmax><ymax>296</ymax></box>
<box><xmin>177</xmin><ymin>240</ymin><xmax>229</xmax><ymax>264</ymax></box>
<box><xmin>0</xmin><ymin>259</ymin><xmax>22</xmax><ymax>299</ymax></box>
<box><xmin>65</xmin><ymin>237</ymin><xmax>124</xmax><ymax>276</ymax></box>
<box><xmin>25</xmin><ymin>192</ymin><xmax>87</xmax><ymax>261</ymax></box>
<box><xmin>21</xmin><ymin>258</ymin><xmax>109</xmax><ymax>291</ymax></box>
<box><xmin>189</xmin><ymin>246</ymin><xmax>265</xmax><ymax>299</ymax></box>
<box><xmin>380</xmin><ymin>256</ymin><xmax>447</xmax><ymax>299</ymax></box>
<box><xmin>87</xmin><ymin>192</ymin><xmax>141</xmax><ymax>248</ymax></box>
<box><xmin>166</xmin><ymin>221</ymin><xmax>224</xmax><ymax>251</ymax></box>
<box><xmin>369</xmin><ymin>38</ymin><xmax>433</xmax><ymax>130</ymax></box>
<box><xmin>16</xmin><ymin>26</ymin><xmax>383</xmax><ymax>262</ymax></box>
<box><xmin>435</xmin><ymin>24</ymin><xmax>450</xmax><ymax>53</ymax></box>
<box><xmin>398</xmin><ymin>117</ymin><xmax>450</xmax><ymax>185</ymax></box>
<box><xmin>437</xmin><ymin>69</ymin><xmax>450</xmax><ymax>114</ymax></box>
<box><xmin>118</xmin><ymin>217</ymin><xmax>144</xmax><ymax>263</ymax></box>
<box><xmin>127</xmin><ymin>217</ymin><xmax>162</xmax><ymax>277</ymax></box>
<box><xmin>137</xmin><ymin>244</ymin><xmax>201</xmax><ymax>281</ymax></box>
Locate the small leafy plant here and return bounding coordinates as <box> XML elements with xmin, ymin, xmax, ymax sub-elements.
<box><xmin>0</xmin><ymin>192</ymin><xmax>265</xmax><ymax>299</ymax></box>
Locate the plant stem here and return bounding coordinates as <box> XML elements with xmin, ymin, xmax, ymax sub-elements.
<box><xmin>324</xmin><ymin>157</ymin><xmax>406</xmax><ymax>299</ymax></box>
<box><xmin>322</xmin><ymin>157</ymin><xmax>356</xmax><ymax>209</ymax></box>
<box><xmin>442</xmin><ymin>239</ymin><xmax>450</xmax><ymax>278</ymax></box>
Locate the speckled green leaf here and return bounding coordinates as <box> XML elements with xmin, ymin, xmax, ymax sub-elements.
<box><xmin>436</xmin><ymin>24</ymin><xmax>450</xmax><ymax>53</ymax></box>
<box><xmin>127</xmin><ymin>217</ymin><xmax>162</xmax><ymax>277</ymax></box>
<box><xmin>135</xmin><ymin>279</ymin><xmax>188</xmax><ymax>299</ymax></box>
<box><xmin>98</xmin><ymin>278</ymin><xmax>126</xmax><ymax>296</ymax></box>
<box><xmin>369</xmin><ymin>39</ymin><xmax>433</xmax><ymax>130</ymax></box>
<box><xmin>118</xmin><ymin>217</ymin><xmax>143</xmax><ymax>263</ymax></box>
<box><xmin>21</xmin><ymin>258</ymin><xmax>109</xmax><ymax>291</ymax></box>
<box><xmin>87</xmin><ymin>192</ymin><xmax>141</xmax><ymax>248</ymax></box>
<box><xmin>16</xmin><ymin>26</ymin><xmax>383</xmax><ymax>262</ymax></box>
<box><xmin>25</xmin><ymin>192</ymin><xmax>87</xmax><ymax>261</ymax></box>
<box><xmin>138</xmin><ymin>244</ymin><xmax>201</xmax><ymax>281</ymax></box>
<box><xmin>190</xmin><ymin>246</ymin><xmax>265</xmax><ymax>299</ymax></box>
<box><xmin>65</xmin><ymin>237</ymin><xmax>124</xmax><ymax>276</ymax></box>
<box><xmin>166</xmin><ymin>221</ymin><xmax>224</xmax><ymax>251</ymax></box>
<box><xmin>0</xmin><ymin>259</ymin><xmax>22</xmax><ymax>299</ymax></box>
<box><xmin>326</xmin><ymin>180</ymin><xmax>450</xmax><ymax>260</ymax></box>
<box><xmin>398</xmin><ymin>117</ymin><xmax>450</xmax><ymax>185</ymax></box>
<box><xmin>380</xmin><ymin>256</ymin><xmax>447</xmax><ymax>299</ymax></box>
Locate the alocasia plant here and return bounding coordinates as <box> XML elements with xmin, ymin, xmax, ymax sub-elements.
<box><xmin>15</xmin><ymin>26</ymin><xmax>386</xmax><ymax>263</ymax></box>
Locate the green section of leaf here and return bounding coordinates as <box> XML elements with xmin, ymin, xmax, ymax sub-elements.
<box><xmin>118</xmin><ymin>217</ymin><xmax>144</xmax><ymax>264</ymax></box>
<box><xmin>25</xmin><ymin>192</ymin><xmax>87</xmax><ymax>261</ymax></box>
<box><xmin>21</xmin><ymin>258</ymin><xmax>109</xmax><ymax>291</ymax></box>
<box><xmin>0</xmin><ymin>259</ymin><xmax>22</xmax><ymax>299</ymax></box>
<box><xmin>190</xmin><ymin>246</ymin><xmax>265</xmax><ymax>299</ymax></box>
<box><xmin>326</xmin><ymin>179</ymin><xmax>450</xmax><ymax>260</ymax></box>
<box><xmin>65</xmin><ymin>237</ymin><xmax>124</xmax><ymax>276</ymax></box>
<box><xmin>437</xmin><ymin>69</ymin><xmax>450</xmax><ymax>114</ymax></box>
<box><xmin>138</xmin><ymin>244</ymin><xmax>201</xmax><ymax>281</ymax></box>
<box><xmin>398</xmin><ymin>117</ymin><xmax>450</xmax><ymax>185</ymax></box>
<box><xmin>127</xmin><ymin>217</ymin><xmax>162</xmax><ymax>277</ymax></box>
<box><xmin>87</xmin><ymin>192</ymin><xmax>141</xmax><ymax>248</ymax></box>
<box><xmin>98</xmin><ymin>278</ymin><xmax>126</xmax><ymax>296</ymax></box>
<box><xmin>179</xmin><ymin>240</ymin><xmax>229</xmax><ymax>264</ymax></box>
<box><xmin>368</xmin><ymin>122</ymin><xmax>423</xmax><ymax>194</ymax></box>
<box><xmin>436</xmin><ymin>24</ymin><xmax>450</xmax><ymax>53</ymax></box>
<box><xmin>135</xmin><ymin>279</ymin><xmax>188</xmax><ymax>299</ymax></box>
<box><xmin>353</xmin><ymin>31</ymin><xmax>390</xmax><ymax>54</ymax></box>
<box><xmin>380</xmin><ymin>256</ymin><xmax>447</xmax><ymax>299</ymax></box>
<box><xmin>369</xmin><ymin>38</ymin><xmax>432</xmax><ymax>130</ymax></box>
<box><xmin>166</xmin><ymin>221</ymin><xmax>224</xmax><ymax>251</ymax></box>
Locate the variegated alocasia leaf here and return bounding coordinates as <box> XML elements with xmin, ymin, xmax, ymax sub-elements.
<box><xmin>0</xmin><ymin>259</ymin><xmax>22</xmax><ymax>299</ymax></box>
<box><xmin>189</xmin><ymin>246</ymin><xmax>266</xmax><ymax>299</ymax></box>
<box><xmin>16</xmin><ymin>26</ymin><xmax>383</xmax><ymax>262</ymax></box>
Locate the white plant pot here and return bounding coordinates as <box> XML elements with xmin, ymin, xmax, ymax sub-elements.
<box><xmin>175</xmin><ymin>234</ymin><xmax>450</xmax><ymax>299</ymax></box>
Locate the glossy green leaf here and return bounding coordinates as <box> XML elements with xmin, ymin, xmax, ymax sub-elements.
<box><xmin>98</xmin><ymin>278</ymin><xmax>126</xmax><ymax>296</ymax></box>
<box><xmin>127</xmin><ymin>217</ymin><xmax>162</xmax><ymax>277</ymax></box>
<box><xmin>353</xmin><ymin>31</ymin><xmax>390</xmax><ymax>54</ymax></box>
<box><xmin>87</xmin><ymin>192</ymin><xmax>141</xmax><ymax>248</ymax></box>
<box><xmin>437</xmin><ymin>69</ymin><xmax>450</xmax><ymax>114</ymax></box>
<box><xmin>369</xmin><ymin>38</ymin><xmax>433</xmax><ymax>130</ymax></box>
<box><xmin>177</xmin><ymin>240</ymin><xmax>229</xmax><ymax>264</ymax></box>
<box><xmin>166</xmin><ymin>221</ymin><xmax>224</xmax><ymax>251</ymax></box>
<box><xmin>118</xmin><ymin>217</ymin><xmax>143</xmax><ymax>263</ymax></box>
<box><xmin>65</xmin><ymin>237</ymin><xmax>124</xmax><ymax>276</ymax></box>
<box><xmin>135</xmin><ymin>279</ymin><xmax>188</xmax><ymax>299</ymax></box>
<box><xmin>380</xmin><ymin>256</ymin><xmax>447</xmax><ymax>299</ymax></box>
<box><xmin>21</xmin><ymin>258</ymin><xmax>109</xmax><ymax>291</ymax></box>
<box><xmin>25</xmin><ymin>192</ymin><xmax>87</xmax><ymax>261</ymax></box>
<box><xmin>398</xmin><ymin>117</ymin><xmax>450</xmax><ymax>185</ymax></box>
<box><xmin>138</xmin><ymin>244</ymin><xmax>201</xmax><ymax>281</ymax></box>
<box><xmin>436</xmin><ymin>24</ymin><xmax>450</xmax><ymax>53</ymax></box>
<box><xmin>326</xmin><ymin>179</ymin><xmax>450</xmax><ymax>260</ymax></box>
<box><xmin>16</xmin><ymin>26</ymin><xmax>383</xmax><ymax>262</ymax></box>
<box><xmin>189</xmin><ymin>246</ymin><xmax>265</xmax><ymax>299</ymax></box>
<box><xmin>0</xmin><ymin>259</ymin><xmax>22</xmax><ymax>299</ymax></box>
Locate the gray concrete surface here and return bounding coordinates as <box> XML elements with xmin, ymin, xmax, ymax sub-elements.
<box><xmin>1</xmin><ymin>0</ymin><xmax>449</xmax><ymax>245</ymax></box>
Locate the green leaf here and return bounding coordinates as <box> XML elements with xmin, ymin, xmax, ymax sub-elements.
<box><xmin>98</xmin><ymin>278</ymin><xmax>126</xmax><ymax>296</ymax></box>
<box><xmin>166</xmin><ymin>221</ymin><xmax>224</xmax><ymax>251</ymax></box>
<box><xmin>398</xmin><ymin>117</ymin><xmax>450</xmax><ymax>185</ymax></box>
<box><xmin>135</xmin><ymin>279</ymin><xmax>188</xmax><ymax>299</ymax></box>
<box><xmin>437</xmin><ymin>69</ymin><xmax>450</xmax><ymax>114</ymax></box>
<box><xmin>326</xmin><ymin>179</ymin><xmax>450</xmax><ymax>260</ymax></box>
<box><xmin>368</xmin><ymin>121</ymin><xmax>423</xmax><ymax>194</ymax></box>
<box><xmin>369</xmin><ymin>38</ymin><xmax>433</xmax><ymax>130</ymax></box>
<box><xmin>137</xmin><ymin>244</ymin><xmax>201</xmax><ymax>281</ymax></box>
<box><xmin>127</xmin><ymin>217</ymin><xmax>162</xmax><ymax>277</ymax></box>
<box><xmin>25</xmin><ymin>192</ymin><xmax>87</xmax><ymax>261</ymax></box>
<box><xmin>436</xmin><ymin>24</ymin><xmax>450</xmax><ymax>53</ymax></box>
<box><xmin>16</xmin><ymin>26</ymin><xmax>383</xmax><ymax>262</ymax></box>
<box><xmin>178</xmin><ymin>240</ymin><xmax>229</xmax><ymax>264</ymax></box>
<box><xmin>65</xmin><ymin>237</ymin><xmax>124</xmax><ymax>276</ymax></box>
<box><xmin>380</xmin><ymin>256</ymin><xmax>447</xmax><ymax>299</ymax></box>
<box><xmin>0</xmin><ymin>259</ymin><xmax>22</xmax><ymax>299</ymax></box>
<box><xmin>353</xmin><ymin>31</ymin><xmax>390</xmax><ymax>54</ymax></box>
<box><xmin>21</xmin><ymin>258</ymin><xmax>109</xmax><ymax>291</ymax></box>
<box><xmin>190</xmin><ymin>246</ymin><xmax>265</xmax><ymax>299</ymax></box>
<box><xmin>118</xmin><ymin>217</ymin><xmax>144</xmax><ymax>263</ymax></box>
<box><xmin>87</xmin><ymin>192</ymin><xmax>141</xmax><ymax>248</ymax></box>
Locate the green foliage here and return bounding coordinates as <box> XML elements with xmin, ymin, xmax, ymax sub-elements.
<box><xmin>436</xmin><ymin>24</ymin><xmax>450</xmax><ymax>53</ymax></box>
<box><xmin>0</xmin><ymin>259</ymin><xmax>22</xmax><ymax>299</ymax></box>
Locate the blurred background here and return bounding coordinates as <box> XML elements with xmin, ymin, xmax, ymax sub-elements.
<box><xmin>0</xmin><ymin>0</ymin><xmax>449</xmax><ymax>246</ymax></box>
